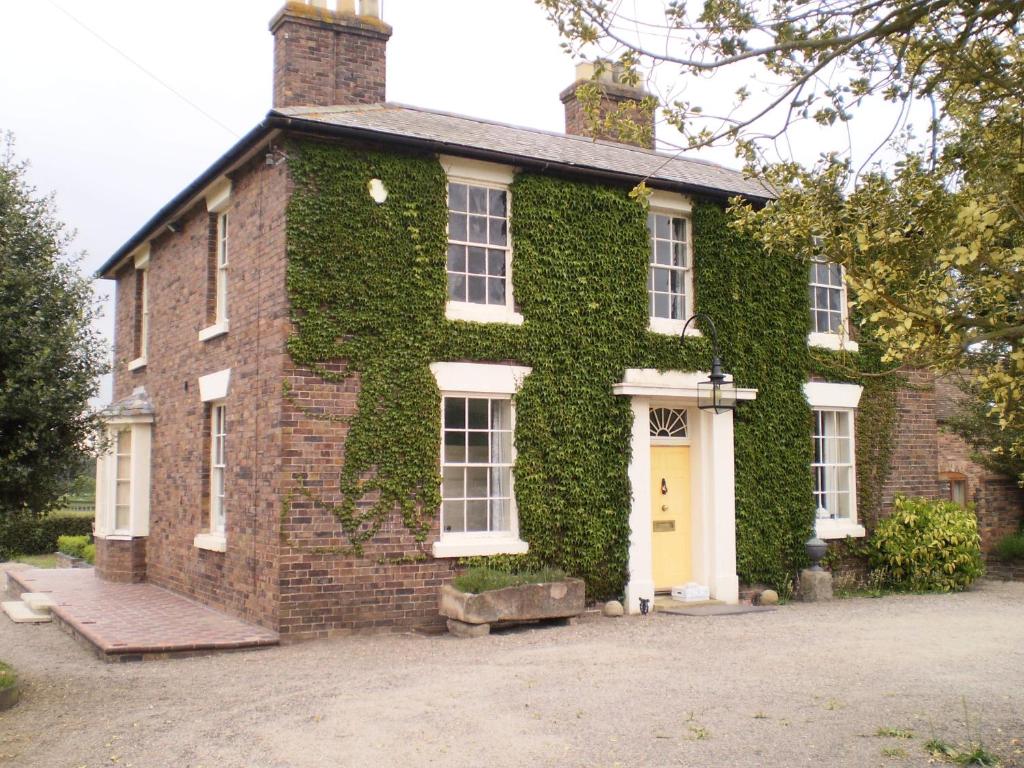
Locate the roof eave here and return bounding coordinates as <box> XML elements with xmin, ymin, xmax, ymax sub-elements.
<box><xmin>265</xmin><ymin>112</ymin><xmax>774</xmax><ymax>205</ymax></box>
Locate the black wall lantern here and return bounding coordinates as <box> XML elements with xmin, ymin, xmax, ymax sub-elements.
<box><xmin>680</xmin><ymin>314</ymin><xmax>737</xmax><ymax>415</ymax></box>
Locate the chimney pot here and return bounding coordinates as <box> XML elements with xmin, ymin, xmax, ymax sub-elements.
<box><xmin>337</xmin><ymin>0</ymin><xmax>356</xmax><ymax>12</ymax></box>
<box><xmin>360</xmin><ymin>0</ymin><xmax>381</xmax><ymax>19</ymax></box>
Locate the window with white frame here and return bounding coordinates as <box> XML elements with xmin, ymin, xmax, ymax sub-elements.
<box><xmin>114</xmin><ymin>429</ymin><xmax>132</xmax><ymax>532</ymax></box>
<box><xmin>648</xmin><ymin>212</ymin><xmax>691</xmax><ymax>324</ymax></box>
<box><xmin>138</xmin><ymin>269</ymin><xmax>149</xmax><ymax>359</ymax></box>
<box><xmin>812</xmin><ymin>409</ymin><xmax>855</xmax><ymax>522</ymax></box>
<box><xmin>215</xmin><ymin>212</ymin><xmax>229</xmax><ymax>324</ymax></box>
<box><xmin>209</xmin><ymin>402</ymin><xmax>227</xmax><ymax>535</ymax></box>
<box><xmin>442</xmin><ymin>396</ymin><xmax>513</xmax><ymax>535</ymax></box>
<box><xmin>447</xmin><ymin>183</ymin><xmax>509</xmax><ymax>307</ymax></box>
<box><xmin>809</xmin><ymin>254</ymin><xmax>846</xmax><ymax>335</ymax></box>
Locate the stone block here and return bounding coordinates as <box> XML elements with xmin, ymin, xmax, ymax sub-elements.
<box><xmin>446</xmin><ymin>619</ymin><xmax>490</xmax><ymax>638</ymax></box>
<box><xmin>800</xmin><ymin>569</ymin><xmax>834</xmax><ymax>602</ymax></box>
<box><xmin>439</xmin><ymin>579</ymin><xmax>586</xmax><ymax>625</ymax></box>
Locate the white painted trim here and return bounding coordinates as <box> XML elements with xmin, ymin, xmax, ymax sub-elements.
<box><xmin>429</xmin><ymin>362</ymin><xmax>532</xmax><ymax>395</ymax></box>
<box><xmin>127</xmin><ymin>356</ymin><xmax>147</xmax><ymax>371</ymax></box>
<box><xmin>198</xmin><ymin>320</ymin><xmax>230</xmax><ymax>342</ymax></box>
<box><xmin>132</xmin><ymin>245</ymin><xmax>150</xmax><ymax>270</ymax></box>
<box><xmin>808</xmin><ymin>331</ymin><xmax>859</xmax><ymax>352</ymax></box>
<box><xmin>647</xmin><ymin>189</ymin><xmax>693</xmax><ymax>214</ymax></box>
<box><xmin>803</xmin><ymin>381</ymin><xmax>863</xmax><ymax>409</ymax></box>
<box><xmin>204</xmin><ymin>178</ymin><xmax>232</xmax><ymax>213</ymax></box>
<box><xmin>446</xmin><ymin>301</ymin><xmax>524</xmax><ymax>326</ymax></box>
<box><xmin>199</xmin><ymin>368</ymin><xmax>231</xmax><ymax>403</ymax></box>
<box><xmin>816</xmin><ymin>520</ymin><xmax>866</xmax><ymax>540</ymax></box>
<box><xmin>440</xmin><ymin>155</ymin><xmax>517</xmax><ymax>186</ymax></box>
<box><xmin>614</xmin><ymin>369</ymin><xmax>758</xmax><ymax>401</ymax></box>
<box><xmin>432</xmin><ymin>537</ymin><xmax>529</xmax><ymax>558</ymax></box>
<box><xmin>94</xmin><ymin>421</ymin><xmax>152</xmax><ymax>538</ymax></box>
<box><xmin>648</xmin><ymin>317</ymin><xmax>702</xmax><ymax>337</ymax></box>
<box><xmin>193</xmin><ymin>532</ymin><xmax>227</xmax><ymax>552</ymax></box>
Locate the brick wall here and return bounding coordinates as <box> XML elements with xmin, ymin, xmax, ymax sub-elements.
<box><xmin>111</xmin><ymin>154</ymin><xmax>292</xmax><ymax>630</ymax></box>
<box><xmin>277</xmin><ymin>363</ymin><xmax>456</xmax><ymax>640</ymax></box>
<box><xmin>878</xmin><ymin>370</ymin><xmax>946</xmax><ymax>512</ymax></box>
<box><xmin>270</xmin><ymin>4</ymin><xmax>391</xmax><ymax>109</ymax></box>
<box><xmin>94</xmin><ymin>537</ymin><xmax>147</xmax><ymax>583</ymax></box>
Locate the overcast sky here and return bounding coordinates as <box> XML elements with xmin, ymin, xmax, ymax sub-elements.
<box><xmin>1</xmin><ymin>0</ymin><xmax>906</xmax><ymax>406</ymax></box>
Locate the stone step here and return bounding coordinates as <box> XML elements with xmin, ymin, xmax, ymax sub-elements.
<box><xmin>20</xmin><ymin>593</ymin><xmax>57</xmax><ymax>613</ymax></box>
<box><xmin>2</xmin><ymin>601</ymin><xmax>52</xmax><ymax>624</ymax></box>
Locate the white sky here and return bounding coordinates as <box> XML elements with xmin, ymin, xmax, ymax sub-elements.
<box><xmin>1</xmin><ymin>0</ymin><xmax>909</xmax><ymax>405</ymax></box>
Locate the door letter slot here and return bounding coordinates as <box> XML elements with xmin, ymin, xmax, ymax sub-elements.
<box><xmin>653</xmin><ymin>520</ymin><xmax>675</xmax><ymax>533</ymax></box>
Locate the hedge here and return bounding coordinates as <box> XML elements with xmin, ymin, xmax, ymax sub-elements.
<box><xmin>0</xmin><ymin>512</ymin><xmax>93</xmax><ymax>560</ymax></box>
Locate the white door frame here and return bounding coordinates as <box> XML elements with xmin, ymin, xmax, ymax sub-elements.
<box><xmin>613</xmin><ymin>369</ymin><xmax>758</xmax><ymax>613</ymax></box>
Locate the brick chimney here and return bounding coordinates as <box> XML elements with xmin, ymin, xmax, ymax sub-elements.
<box><xmin>270</xmin><ymin>0</ymin><xmax>392</xmax><ymax>109</ymax></box>
<box><xmin>560</xmin><ymin>61</ymin><xmax>656</xmax><ymax>149</ymax></box>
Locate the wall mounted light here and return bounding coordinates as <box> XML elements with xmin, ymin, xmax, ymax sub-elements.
<box><xmin>680</xmin><ymin>314</ymin><xmax>737</xmax><ymax>415</ymax></box>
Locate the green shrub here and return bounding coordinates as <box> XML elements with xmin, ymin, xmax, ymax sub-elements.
<box><xmin>994</xmin><ymin>532</ymin><xmax>1024</xmax><ymax>562</ymax></box>
<box><xmin>0</xmin><ymin>512</ymin><xmax>93</xmax><ymax>559</ymax></box>
<box><xmin>57</xmin><ymin>535</ymin><xmax>89</xmax><ymax>559</ymax></box>
<box><xmin>81</xmin><ymin>543</ymin><xmax>95</xmax><ymax>565</ymax></box>
<box><xmin>868</xmin><ymin>495</ymin><xmax>983</xmax><ymax>591</ymax></box>
<box><xmin>453</xmin><ymin>566</ymin><xmax>567</xmax><ymax>594</ymax></box>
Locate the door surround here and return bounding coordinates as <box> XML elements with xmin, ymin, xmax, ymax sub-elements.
<box><xmin>613</xmin><ymin>369</ymin><xmax>758</xmax><ymax>613</ymax></box>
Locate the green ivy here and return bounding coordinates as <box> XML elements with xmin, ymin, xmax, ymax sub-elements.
<box><xmin>284</xmin><ymin>140</ymin><xmax>899</xmax><ymax>596</ymax></box>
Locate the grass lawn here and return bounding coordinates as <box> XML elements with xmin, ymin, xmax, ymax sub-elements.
<box><xmin>0</xmin><ymin>662</ymin><xmax>15</xmax><ymax>691</ymax></box>
<box><xmin>14</xmin><ymin>554</ymin><xmax>57</xmax><ymax>569</ymax></box>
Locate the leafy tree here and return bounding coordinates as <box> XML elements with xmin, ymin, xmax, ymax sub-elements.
<box><xmin>0</xmin><ymin>134</ymin><xmax>107</xmax><ymax>517</ymax></box>
<box><xmin>946</xmin><ymin>378</ymin><xmax>1024</xmax><ymax>482</ymax></box>
<box><xmin>538</xmin><ymin>0</ymin><xmax>1024</xmax><ymax>480</ymax></box>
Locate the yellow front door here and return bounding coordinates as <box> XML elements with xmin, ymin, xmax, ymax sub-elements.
<box><xmin>651</xmin><ymin>445</ymin><xmax>692</xmax><ymax>590</ymax></box>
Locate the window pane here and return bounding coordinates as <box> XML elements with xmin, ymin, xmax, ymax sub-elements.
<box><xmin>444</xmin><ymin>397</ymin><xmax>466</xmax><ymax>429</ymax></box>
<box><xmin>444</xmin><ymin>430</ymin><xmax>465</xmax><ymax>462</ymax></box>
<box><xmin>488</xmin><ymin>218</ymin><xmax>507</xmax><ymax>246</ymax></box>
<box><xmin>654</xmin><ymin>292</ymin><xmax>668</xmax><ymax>319</ymax></box>
<box><xmin>443</xmin><ymin>500</ymin><xmax>465</xmax><ymax>533</ymax></box>
<box><xmin>652</xmin><ymin>268</ymin><xmax>670</xmax><ymax>293</ymax></box>
<box><xmin>465</xmin><ymin>467</ymin><xmax>488</xmax><ymax>497</ymax></box>
<box><xmin>491</xmin><ymin>400</ymin><xmax>511</xmax><ymax>431</ymax></box>
<box><xmin>486</xmin><ymin>250</ymin><xmax>505</xmax><ymax>277</ymax></box>
<box><xmin>466</xmin><ymin>246</ymin><xmax>486</xmax><ymax>276</ymax></box>
<box><xmin>116</xmin><ymin>481</ymin><xmax>131</xmax><ymax>507</ymax></box>
<box><xmin>448</xmin><ymin>183</ymin><xmax>468</xmax><ymax>212</ymax></box>
<box><xmin>467</xmin><ymin>431</ymin><xmax>488</xmax><ymax>463</ymax></box>
<box><xmin>490</xmin><ymin>496</ymin><xmax>510</xmax><ymax>532</ymax></box>
<box><xmin>656</xmin><ymin>240</ymin><xmax>670</xmax><ymax>265</ymax></box>
<box><xmin>670</xmin><ymin>292</ymin><xmax>684</xmax><ymax>320</ymax></box>
<box><xmin>449</xmin><ymin>213</ymin><xmax>467</xmax><ymax>241</ymax></box>
<box><xmin>655</xmin><ymin>214</ymin><xmax>670</xmax><ymax>239</ymax></box>
<box><xmin>672</xmin><ymin>217</ymin><xmax>686</xmax><ymax>242</ymax></box>
<box><xmin>488</xmin><ymin>189</ymin><xmax>507</xmax><ymax>217</ymax></box>
<box><xmin>468</xmin><ymin>186</ymin><xmax>488</xmax><ymax>214</ymax></box>
<box><xmin>118</xmin><ymin>430</ymin><xmax>132</xmax><ymax>453</ymax></box>
<box><xmin>115</xmin><ymin>504</ymin><xmax>130</xmax><ymax>531</ymax></box>
<box><xmin>467</xmin><ymin>275</ymin><xmax>486</xmax><ymax>303</ymax></box>
<box><xmin>466</xmin><ymin>500</ymin><xmax>488</xmax><ymax>532</ymax></box>
<box><xmin>447</xmin><ymin>244</ymin><xmax>466</xmax><ymax>272</ymax></box>
<box><xmin>116</xmin><ymin>454</ymin><xmax>131</xmax><ymax>481</ymax></box>
<box><xmin>468</xmin><ymin>215</ymin><xmax>488</xmax><ymax>243</ymax></box>
<box><xmin>442</xmin><ymin>466</ymin><xmax>464</xmax><ymax>499</ymax></box>
<box><xmin>447</xmin><ymin>273</ymin><xmax>466</xmax><ymax>301</ymax></box>
<box><xmin>468</xmin><ymin>398</ymin><xmax>488</xmax><ymax>429</ymax></box>
<box><xmin>487</xmin><ymin>277</ymin><xmax>506</xmax><ymax>305</ymax></box>
<box><xmin>673</xmin><ymin>242</ymin><xmax>687</xmax><ymax>268</ymax></box>
<box><xmin>491</xmin><ymin>428</ymin><xmax>512</xmax><ymax>464</ymax></box>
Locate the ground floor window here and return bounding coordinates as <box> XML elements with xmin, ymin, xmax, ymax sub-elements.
<box><xmin>441</xmin><ymin>396</ymin><xmax>513</xmax><ymax>534</ymax></box>
<box><xmin>210</xmin><ymin>402</ymin><xmax>227</xmax><ymax>535</ymax></box>
<box><xmin>812</xmin><ymin>409</ymin><xmax>856</xmax><ymax>522</ymax></box>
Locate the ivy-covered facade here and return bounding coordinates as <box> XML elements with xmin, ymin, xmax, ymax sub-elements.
<box><xmin>93</xmin><ymin>1</ymin><xmax>899</xmax><ymax>637</ymax></box>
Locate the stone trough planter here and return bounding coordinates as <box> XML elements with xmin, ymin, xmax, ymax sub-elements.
<box><xmin>55</xmin><ymin>552</ymin><xmax>91</xmax><ymax>569</ymax></box>
<box><xmin>439</xmin><ymin>578</ymin><xmax>586</xmax><ymax>637</ymax></box>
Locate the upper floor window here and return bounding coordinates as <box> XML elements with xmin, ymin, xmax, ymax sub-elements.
<box><xmin>200</xmin><ymin>179</ymin><xmax>231</xmax><ymax>342</ymax></box>
<box><xmin>809</xmin><ymin>254</ymin><xmax>845</xmax><ymax>335</ymax></box>
<box><xmin>648</xmin><ymin>212</ymin><xmax>691</xmax><ymax>325</ymax></box>
<box><xmin>441</xmin><ymin>156</ymin><xmax>522</xmax><ymax>326</ymax></box>
<box><xmin>128</xmin><ymin>246</ymin><xmax>149</xmax><ymax>370</ymax></box>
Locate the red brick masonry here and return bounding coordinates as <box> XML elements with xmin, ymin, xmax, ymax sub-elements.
<box><xmin>94</xmin><ymin>537</ymin><xmax>147</xmax><ymax>583</ymax></box>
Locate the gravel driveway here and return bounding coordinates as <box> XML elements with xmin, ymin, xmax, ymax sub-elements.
<box><xmin>1</xmin><ymin>580</ymin><xmax>1022</xmax><ymax>768</ymax></box>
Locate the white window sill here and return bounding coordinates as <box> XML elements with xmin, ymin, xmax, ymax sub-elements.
<box><xmin>199</xmin><ymin>320</ymin><xmax>230</xmax><ymax>342</ymax></box>
<box><xmin>194</xmin><ymin>532</ymin><xmax>227</xmax><ymax>552</ymax></box>
<box><xmin>649</xmin><ymin>317</ymin><xmax>701</xmax><ymax>337</ymax></box>
<box><xmin>446</xmin><ymin>302</ymin><xmax>523</xmax><ymax>326</ymax></box>
<box><xmin>127</xmin><ymin>356</ymin><xmax>147</xmax><ymax>371</ymax></box>
<box><xmin>808</xmin><ymin>332</ymin><xmax>859</xmax><ymax>352</ymax></box>
<box><xmin>815</xmin><ymin>520</ymin><xmax>866</xmax><ymax>540</ymax></box>
<box><xmin>432</xmin><ymin>537</ymin><xmax>529</xmax><ymax>559</ymax></box>
<box><xmin>94</xmin><ymin>533</ymin><xmax>137</xmax><ymax>541</ymax></box>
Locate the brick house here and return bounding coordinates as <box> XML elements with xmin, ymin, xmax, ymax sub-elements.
<box><xmin>91</xmin><ymin>0</ymin><xmax>1019</xmax><ymax>640</ymax></box>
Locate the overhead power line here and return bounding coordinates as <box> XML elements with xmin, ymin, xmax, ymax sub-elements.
<box><xmin>46</xmin><ymin>0</ymin><xmax>240</xmax><ymax>138</ymax></box>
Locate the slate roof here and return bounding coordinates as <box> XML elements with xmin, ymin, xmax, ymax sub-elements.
<box><xmin>274</xmin><ymin>103</ymin><xmax>773</xmax><ymax>201</ymax></box>
<box><xmin>101</xmin><ymin>387</ymin><xmax>154</xmax><ymax>419</ymax></box>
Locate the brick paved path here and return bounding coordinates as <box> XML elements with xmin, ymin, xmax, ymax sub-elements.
<box><xmin>6</xmin><ymin>568</ymin><xmax>277</xmax><ymax>660</ymax></box>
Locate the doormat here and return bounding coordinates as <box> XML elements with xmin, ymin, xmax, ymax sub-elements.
<box><xmin>656</xmin><ymin>603</ymin><xmax>777</xmax><ymax>617</ymax></box>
